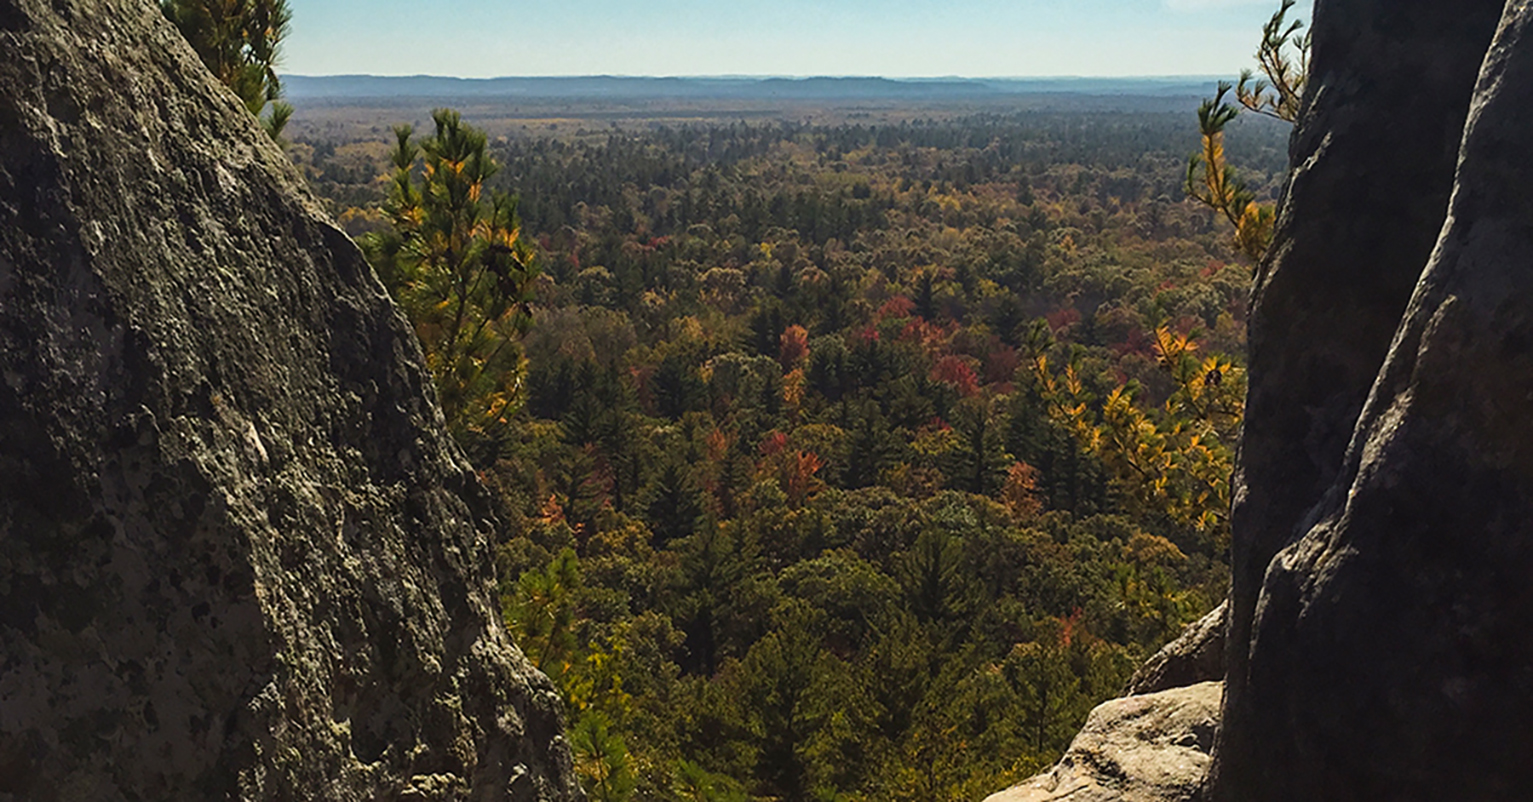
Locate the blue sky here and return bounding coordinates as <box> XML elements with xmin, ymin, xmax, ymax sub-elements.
<box><xmin>282</xmin><ymin>0</ymin><xmax>1290</xmax><ymax>78</ymax></box>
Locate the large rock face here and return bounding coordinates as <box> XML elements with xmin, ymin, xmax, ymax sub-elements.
<box><xmin>1210</xmin><ymin>2</ymin><xmax>1533</xmax><ymax>798</ymax></box>
<box><xmin>997</xmin><ymin>2</ymin><xmax>1533</xmax><ymax>799</ymax></box>
<box><xmin>0</xmin><ymin>1</ymin><xmax>579</xmax><ymax>799</ymax></box>
<box><xmin>1213</xmin><ymin>0</ymin><xmax>1506</xmax><ymax>792</ymax></box>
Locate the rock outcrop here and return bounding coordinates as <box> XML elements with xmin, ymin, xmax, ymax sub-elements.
<box><xmin>1210</xmin><ymin>2</ymin><xmax>1533</xmax><ymax>798</ymax></box>
<box><xmin>1213</xmin><ymin>0</ymin><xmax>1507</xmax><ymax>791</ymax></box>
<box><xmin>1126</xmin><ymin>602</ymin><xmax>1224</xmax><ymax>697</ymax></box>
<box><xmin>983</xmin><ymin>682</ymin><xmax>1221</xmax><ymax>802</ymax></box>
<box><xmin>995</xmin><ymin>2</ymin><xmax>1533</xmax><ymax>799</ymax></box>
<box><xmin>0</xmin><ymin>1</ymin><xmax>579</xmax><ymax>799</ymax></box>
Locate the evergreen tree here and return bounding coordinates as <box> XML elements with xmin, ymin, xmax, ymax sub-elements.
<box><xmin>1235</xmin><ymin>0</ymin><xmax>1310</xmax><ymax>122</ymax></box>
<box><xmin>504</xmin><ymin>549</ymin><xmax>582</xmax><ymax>678</ymax></box>
<box><xmin>842</xmin><ymin>400</ymin><xmax>899</xmax><ymax>489</ymax></box>
<box><xmin>572</xmin><ymin>713</ymin><xmax>638</xmax><ymax>802</ymax></box>
<box><xmin>654</xmin><ymin>353</ymin><xmax>706</xmax><ymax>419</ymax></box>
<box><xmin>646</xmin><ymin>460</ymin><xmax>705</xmax><ymax>547</ymax></box>
<box><xmin>1185</xmin><ymin>84</ymin><xmax>1274</xmax><ymax>263</ymax></box>
<box><xmin>365</xmin><ymin>110</ymin><xmax>539</xmax><ymax>451</ymax></box>
<box><xmin>945</xmin><ymin>397</ymin><xmax>1012</xmax><ymax>496</ymax></box>
<box><xmin>161</xmin><ymin>0</ymin><xmax>293</xmax><ymax>140</ymax></box>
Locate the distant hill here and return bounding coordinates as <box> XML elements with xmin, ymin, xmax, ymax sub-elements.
<box><xmin>280</xmin><ymin>74</ymin><xmax>1220</xmax><ymax>102</ymax></box>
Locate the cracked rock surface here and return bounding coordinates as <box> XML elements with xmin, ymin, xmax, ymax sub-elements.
<box><xmin>0</xmin><ymin>0</ymin><xmax>580</xmax><ymax>799</ymax></box>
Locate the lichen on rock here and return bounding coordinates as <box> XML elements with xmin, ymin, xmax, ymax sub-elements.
<box><xmin>0</xmin><ymin>0</ymin><xmax>579</xmax><ymax>798</ymax></box>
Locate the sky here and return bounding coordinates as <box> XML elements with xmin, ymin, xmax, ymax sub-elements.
<box><xmin>281</xmin><ymin>0</ymin><xmax>1292</xmax><ymax>78</ymax></box>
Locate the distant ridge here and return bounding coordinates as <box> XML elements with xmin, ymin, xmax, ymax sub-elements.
<box><xmin>281</xmin><ymin>74</ymin><xmax>1220</xmax><ymax>102</ymax></box>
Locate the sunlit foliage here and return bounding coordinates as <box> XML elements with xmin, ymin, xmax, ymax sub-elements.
<box><xmin>309</xmin><ymin>107</ymin><xmax>1279</xmax><ymax>800</ymax></box>
<box><xmin>364</xmin><ymin>110</ymin><xmax>540</xmax><ymax>451</ymax></box>
<box><xmin>161</xmin><ymin>0</ymin><xmax>293</xmax><ymax>140</ymax></box>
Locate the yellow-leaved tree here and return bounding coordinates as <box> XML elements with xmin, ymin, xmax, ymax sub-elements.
<box><xmin>1186</xmin><ymin>0</ymin><xmax>1309</xmax><ymax>263</ymax></box>
<box><xmin>1025</xmin><ymin>322</ymin><xmax>1245</xmax><ymax>551</ymax></box>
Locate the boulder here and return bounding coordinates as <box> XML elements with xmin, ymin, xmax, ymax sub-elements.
<box><xmin>983</xmin><ymin>682</ymin><xmax>1221</xmax><ymax>802</ymax></box>
<box><xmin>1126</xmin><ymin>602</ymin><xmax>1225</xmax><ymax>697</ymax></box>
<box><xmin>0</xmin><ymin>0</ymin><xmax>579</xmax><ymax>799</ymax></box>
<box><xmin>1212</xmin><ymin>3</ymin><xmax>1533</xmax><ymax>798</ymax></box>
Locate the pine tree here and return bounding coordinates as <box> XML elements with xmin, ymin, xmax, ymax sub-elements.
<box><xmin>646</xmin><ymin>460</ymin><xmax>704</xmax><ymax>547</ymax></box>
<box><xmin>1235</xmin><ymin>0</ymin><xmax>1310</xmax><ymax>122</ymax></box>
<box><xmin>504</xmin><ymin>549</ymin><xmax>582</xmax><ymax>678</ymax></box>
<box><xmin>366</xmin><ymin>110</ymin><xmax>539</xmax><ymax>450</ymax></box>
<box><xmin>161</xmin><ymin>0</ymin><xmax>293</xmax><ymax>140</ymax></box>
<box><xmin>944</xmin><ymin>397</ymin><xmax>1012</xmax><ymax>496</ymax></box>
<box><xmin>1185</xmin><ymin>84</ymin><xmax>1274</xmax><ymax>263</ymax></box>
<box><xmin>1187</xmin><ymin>0</ymin><xmax>1310</xmax><ymax>262</ymax></box>
<box><xmin>572</xmin><ymin>713</ymin><xmax>637</xmax><ymax>802</ymax></box>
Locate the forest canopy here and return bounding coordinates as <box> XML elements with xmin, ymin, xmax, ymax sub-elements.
<box><xmin>294</xmin><ymin>105</ymin><xmax>1287</xmax><ymax>800</ymax></box>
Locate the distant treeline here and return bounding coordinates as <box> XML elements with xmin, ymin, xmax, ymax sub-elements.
<box><xmin>496</xmin><ymin>114</ymin><xmax>1288</xmax><ymax>243</ymax></box>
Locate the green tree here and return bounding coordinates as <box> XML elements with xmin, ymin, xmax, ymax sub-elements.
<box><xmin>571</xmin><ymin>712</ymin><xmax>637</xmax><ymax>802</ymax></box>
<box><xmin>842</xmin><ymin>400</ymin><xmax>899</xmax><ymax>489</ymax></box>
<box><xmin>504</xmin><ymin>548</ymin><xmax>582</xmax><ymax>680</ymax></box>
<box><xmin>1005</xmin><ymin>623</ymin><xmax>1088</xmax><ymax>756</ymax></box>
<box><xmin>646</xmin><ymin>460</ymin><xmax>706</xmax><ymax>547</ymax></box>
<box><xmin>367</xmin><ymin>110</ymin><xmax>539</xmax><ymax>449</ymax></box>
<box><xmin>944</xmin><ymin>396</ymin><xmax>1012</xmax><ymax>496</ymax></box>
<box><xmin>161</xmin><ymin>0</ymin><xmax>293</xmax><ymax>140</ymax></box>
<box><xmin>673</xmin><ymin>759</ymin><xmax>748</xmax><ymax>802</ymax></box>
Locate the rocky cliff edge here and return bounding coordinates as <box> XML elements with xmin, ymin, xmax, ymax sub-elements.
<box><xmin>0</xmin><ymin>0</ymin><xmax>580</xmax><ymax>799</ymax></box>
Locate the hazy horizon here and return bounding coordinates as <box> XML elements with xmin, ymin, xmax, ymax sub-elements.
<box><xmin>278</xmin><ymin>72</ymin><xmax>1228</xmax><ymax>80</ymax></box>
<box><xmin>284</xmin><ymin>0</ymin><xmax>1292</xmax><ymax>79</ymax></box>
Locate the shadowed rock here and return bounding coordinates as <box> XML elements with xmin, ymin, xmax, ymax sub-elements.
<box><xmin>1215</xmin><ymin>3</ymin><xmax>1533</xmax><ymax>798</ymax></box>
<box><xmin>0</xmin><ymin>0</ymin><xmax>579</xmax><ymax>799</ymax></box>
<box><xmin>991</xmin><ymin>1</ymin><xmax>1532</xmax><ymax>799</ymax></box>
<box><xmin>1214</xmin><ymin>0</ymin><xmax>1506</xmax><ymax>793</ymax></box>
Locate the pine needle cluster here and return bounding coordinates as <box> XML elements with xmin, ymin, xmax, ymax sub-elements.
<box><xmin>160</xmin><ymin>0</ymin><xmax>293</xmax><ymax>141</ymax></box>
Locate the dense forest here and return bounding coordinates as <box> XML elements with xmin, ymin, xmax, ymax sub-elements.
<box><xmin>292</xmin><ymin>107</ymin><xmax>1287</xmax><ymax>800</ymax></box>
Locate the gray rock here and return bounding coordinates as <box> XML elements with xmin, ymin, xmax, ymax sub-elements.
<box><xmin>1126</xmin><ymin>602</ymin><xmax>1225</xmax><ymax>697</ymax></box>
<box><xmin>1209</xmin><ymin>0</ymin><xmax>1505</xmax><ymax>794</ymax></box>
<box><xmin>1211</xmin><ymin>3</ymin><xmax>1533</xmax><ymax>799</ymax></box>
<box><xmin>983</xmin><ymin>682</ymin><xmax>1221</xmax><ymax>802</ymax></box>
<box><xmin>0</xmin><ymin>0</ymin><xmax>580</xmax><ymax>799</ymax></box>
